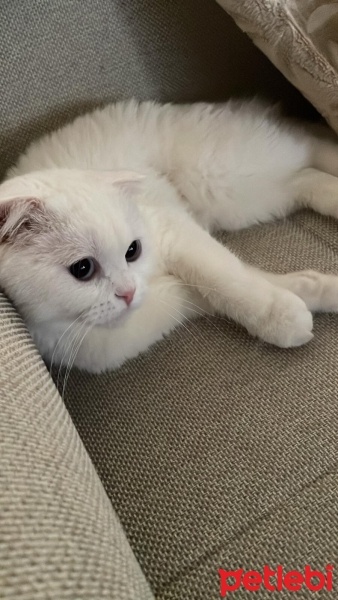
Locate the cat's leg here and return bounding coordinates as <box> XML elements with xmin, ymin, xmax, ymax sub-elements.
<box><xmin>72</xmin><ymin>275</ymin><xmax>208</xmax><ymax>372</ymax></box>
<box><xmin>163</xmin><ymin>218</ymin><xmax>313</xmax><ymax>348</ymax></box>
<box><xmin>227</xmin><ymin>166</ymin><xmax>338</xmax><ymax>313</ymax></box>
<box><xmin>291</xmin><ymin>167</ymin><xmax>338</xmax><ymax>219</ymax></box>
<box><xmin>257</xmin><ymin>269</ymin><xmax>338</xmax><ymax>313</ymax></box>
<box><xmin>256</xmin><ymin>166</ymin><xmax>338</xmax><ymax>310</ymax></box>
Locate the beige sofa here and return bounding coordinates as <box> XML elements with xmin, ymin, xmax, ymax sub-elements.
<box><xmin>1</xmin><ymin>2</ymin><xmax>338</xmax><ymax>599</ymax></box>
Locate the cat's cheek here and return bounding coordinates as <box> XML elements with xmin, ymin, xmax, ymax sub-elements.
<box><xmin>130</xmin><ymin>296</ymin><xmax>143</xmax><ymax>311</ymax></box>
<box><xmin>131</xmin><ymin>283</ymin><xmax>147</xmax><ymax>310</ymax></box>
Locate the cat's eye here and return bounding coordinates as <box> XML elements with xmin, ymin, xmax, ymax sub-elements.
<box><xmin>125</xmin><ymin>240</ymin><xmax>142</xmax><ymax>263</ymax></box>
<box><xmin>69</xmin><ymin>258</ymin><xmax>96</xmax><ymax>281</ymax></box>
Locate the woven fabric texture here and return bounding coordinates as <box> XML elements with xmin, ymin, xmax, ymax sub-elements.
<box><xmin>0</xmin><ymin>293</ymin><xmax>154</xmax><ymax>599</ymax></box>
<box><xmin>63</xmin><ymin>213</ymin><xmax>338</xmax><ymax>600</ymax></box>
<box><xmin>217</xmin><ymin>0</ymin><xmax>338</xmax><ymax>134</ymax></box>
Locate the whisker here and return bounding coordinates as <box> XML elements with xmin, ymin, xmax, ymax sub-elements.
<box><xmin>169</xmin><ymin>295</ymin><xmax>231</xmax><ymax>333</ymax></box>
<box><xmin>60</xmin><ymin>321</ymin><xmax>87</xmax><ymax>387</ymax></box>
<box><xmin>61</xmin><ymin>321</ymin><xmax>92</xmax><ymax>401</ymax></box>
<box><xmin>165</xmin><ymin>282</ymin><xmax>232</xmax><ymax>323</ymax></box>
<box><xmin>158</xmin><ymin>300</ymin><xmax>220</xmax><ymax>364</ymax></box>
<box><xmin>158</xmin><ymin>299</ymin><xmax>198</xmax><ymax>338</ymax></box>
<box><xmin>159</xmin><ymin>297</ymin><xmax>231</xmax><ymax>357</ymax></box>
<box><xmin>168</xmin><ymin>295</ymin><xmax>211</xmax><ymax>318</ymax></box>
<box><xmin>56</xmin><ymin>319</ymin><xmax>86</xmax><ymax>391</ymax></box>
<box><xmin>180</xmin><ymin>299</ymin><xmax>233</xmax><ymax>344</ymax></box>
<box><xmin>155</xmin><ymin>302</ymin><xmax>195</xmax><ymax>348</ymax></box>
<box><xmin>50</xmin><ymin>312</ymin><xmax>86</xmax><ymax>374</ymax></box>
<box><xmin>169</xmin><ymin>282</ymin><xmax>218</xmax><ymax>292</ymax></box>
<box><xmin>65</xmin><ymin>318</ymin><xmax>90</xmax><ymax>373</ymax></box>
<box><xmin>159</xmin><ymin>298</ymin><xmax>203</xmax><ymax>344</ymax></box>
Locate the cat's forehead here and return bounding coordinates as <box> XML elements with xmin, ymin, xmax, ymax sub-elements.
<box><xmin>3</xmin><ymin>168</ymin><xmax>140</xmax><ymax>213</ymax></box>
<box><xmin>24</xmin><ymin>206</ymin><xmax>141</xmax><ymax>268</ymax></box>
<box><xmin>1</xmin><ymin>170</ymin><xmax>145</xmax><ymax>260</ymax></box>
<box><xmin>66</xmin><ymin>186</ymin><xmax>143</xmax><ymax>250</ymax></box>
<box><xmin>52</xmin><ymin>192</ymin><xmax>141</xmax><ymax>255</ymax></box>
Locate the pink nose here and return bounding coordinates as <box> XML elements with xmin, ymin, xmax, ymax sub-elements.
<box><xmin>115</xmin><ymin>288</ymin><xmax>135</xmax><ymax>306</ymax></box>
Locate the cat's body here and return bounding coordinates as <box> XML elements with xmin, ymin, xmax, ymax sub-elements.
<box><xmin>2</xmin><ymin>99</ymin><xmax>338</xmax><ymax>372</ymax></box>
<box><xmin>8</xmin><ymin>100</ymin><xmax>320</xmax><ymax>231</ymax></box>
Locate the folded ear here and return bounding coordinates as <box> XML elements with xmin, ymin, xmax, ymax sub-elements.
<box><xmin>0</xmin><ymin>196</ymin><xmax>46</xmax><ymax>243</ymax></box>
<box><xmin>90</xmin><ymin>170</ymin><xmax>145</xmax><ymax>197</ymax></box>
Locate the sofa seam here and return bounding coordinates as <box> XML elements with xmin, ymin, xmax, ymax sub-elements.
<box><xmin>156</xmin><ymin>467</ymin><xmax>338</xmax><ymax>596</ymax></box>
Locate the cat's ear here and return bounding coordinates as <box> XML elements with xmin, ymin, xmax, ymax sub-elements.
<box><xmin>0</xmin><ymin>196</ymin><xmax>46</xmax><ymax>243</ymax></box>
<box><xmin>91</xmin><ymin>170</ymin><xmax>145</xmax><ymax>197</ymax></box>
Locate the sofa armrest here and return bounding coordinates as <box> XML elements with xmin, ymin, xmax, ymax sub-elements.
<box><xmin>0</xmin><ymin>293</ymin><xmax>154</xmax><ymax>600</ymax></box>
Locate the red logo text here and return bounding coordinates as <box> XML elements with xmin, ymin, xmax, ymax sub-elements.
<box><xmin>219</xmin><ymin>565</ymin><xmax>333</xmax><ymax>596</ymax></box>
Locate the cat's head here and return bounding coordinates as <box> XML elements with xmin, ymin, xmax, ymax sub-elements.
<box><xmin>0</xmin><ymin>168</ymin><xmax>153</xmax><ymax>332</ymax></box>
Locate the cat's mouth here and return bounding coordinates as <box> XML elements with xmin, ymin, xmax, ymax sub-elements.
<box><xmin>83</xmin><ymin>290</ymin><xmax>144</xmax><ymax>328</ymax></box>
<box><xmin>91</xmin><ymin>303</ymin><xmax>139</xmax><ymax>328</ymax></box>
<box><xmin>97</xmin><ymin>311</ymin><xmax>130</xmax><ymax>328</ymax></box>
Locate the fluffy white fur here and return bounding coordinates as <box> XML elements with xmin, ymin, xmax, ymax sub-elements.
<box><xmin>2</xmin><ymin>99</ymin><xmax>338</xmax><ymax>373</ymax></box>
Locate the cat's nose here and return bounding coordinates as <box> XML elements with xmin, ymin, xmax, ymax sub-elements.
<box><xmin>115</xmin><ymin>288</ymin><xmax>135</xmax><ymax>306</ymax></box>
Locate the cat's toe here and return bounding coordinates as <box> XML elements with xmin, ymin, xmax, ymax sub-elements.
<box><xmin>256</xmin><ymin>289</ymin><xmax>313</xmax><ymax>348</ymax></box>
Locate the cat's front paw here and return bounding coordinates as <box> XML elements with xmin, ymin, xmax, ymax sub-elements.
<box><xmin>252</xmin><ymin>288</ymin><xmax>313</xmax><ymax>348</ymax></box>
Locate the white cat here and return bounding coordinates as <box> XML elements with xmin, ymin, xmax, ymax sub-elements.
<box><xmin>1</xmin><ymin>99</ymin><xmax>338</xmax><ymax>373</ymax></box>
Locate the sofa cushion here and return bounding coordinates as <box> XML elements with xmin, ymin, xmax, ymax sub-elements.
<box><xmin>217</xmin><ymin>0</ymin><xmax>338</xmax><ymax>134</ymax></box>
<box><xmin>64</xmin><ymin>209</ymin><xmax>338</xmax><ymax>599</ymax></box>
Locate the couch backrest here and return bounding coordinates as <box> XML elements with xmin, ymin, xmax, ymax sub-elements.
<box><xmin>0</xmin><ymin>0</ymin><xmax>314</xmax><ymax>180</ymax></box>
